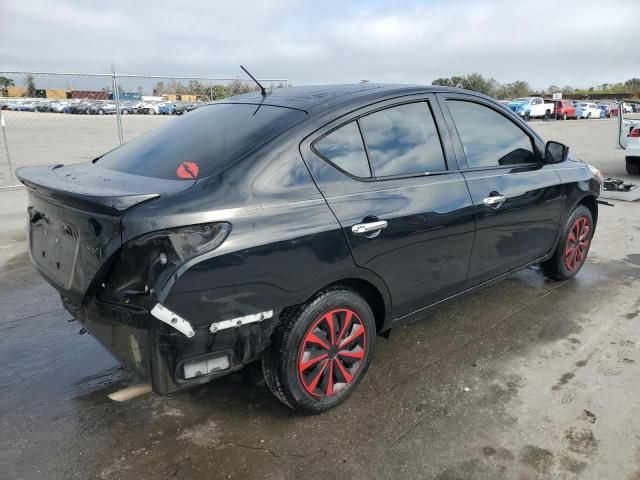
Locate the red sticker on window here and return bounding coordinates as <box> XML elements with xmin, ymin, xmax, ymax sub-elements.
<box><xmin>176</xmin><ymin>161</ymin><xmax>199</xmax><ymax>179</ymax></box>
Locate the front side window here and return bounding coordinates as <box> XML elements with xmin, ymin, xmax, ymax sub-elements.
<box><xmin>358</xmin><ymin>102</ymin><xmax>446</xmax><ymax>177</ymax></box>
<box><xmin>447</xmin><ymin>100</ymin><xmax>535</xmax><ymax>168</ymax></box>
<box><xmin>313</xmin><ymin>121</ymin><xmax>371</xmax><ymax>178</ymax></box>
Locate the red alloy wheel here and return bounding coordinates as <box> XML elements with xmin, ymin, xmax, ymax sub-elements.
<box><xmin>565</xmin><ymin>216</ymin><xmax>591</xmax><ymax>271</ymax></box>
<box><xmin>298</xmin><ymin>308</ymin><xmax>366</xmax><ymax>397</ymax></box>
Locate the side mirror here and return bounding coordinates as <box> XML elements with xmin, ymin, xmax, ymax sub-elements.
<box><xmin>544</xmin><ymin>141</ymin><xmax>569</xmax><ymax>164</ymax></box>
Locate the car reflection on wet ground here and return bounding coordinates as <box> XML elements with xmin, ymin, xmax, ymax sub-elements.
<box><xmin>1</xmin><ymin>119</ymin><xmax>639</xmax><ymax>480</ymax></box>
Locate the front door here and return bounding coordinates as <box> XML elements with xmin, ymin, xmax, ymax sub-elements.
<box><xmin>300</xmin><ymin>96</ymin><xmax>476</xmax><ymax>318</ymax></box>
<box><xmin>438</xmin><ymin>94</ymin><xmax>564</xmax><ymax>286</ymax></box>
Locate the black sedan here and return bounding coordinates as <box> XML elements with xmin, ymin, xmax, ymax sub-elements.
<box><xmin>17</xmin><ymin>84</ymin><xmax>602</xmax><ymax>413</ymax></box>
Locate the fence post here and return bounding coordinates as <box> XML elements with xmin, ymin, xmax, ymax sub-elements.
<box><xmin>0</xmin><ymin>111</ymin><xmax>15</xmax><ymax>183</ymax></box>
<box><xmin>111</xmin><ymin>63</ymin><xmax>124</xmax><ymax>145</ymax></box>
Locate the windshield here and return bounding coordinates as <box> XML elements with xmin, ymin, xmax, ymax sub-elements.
<box><xmin>98</xmin><ymin>103</ymin><xmax>306</xmax><ymax>180</ymax></box>
<box><xmin>510</xmin><ymin>98</ymin><xmax>530</xmax><ymax>104</ymax></box>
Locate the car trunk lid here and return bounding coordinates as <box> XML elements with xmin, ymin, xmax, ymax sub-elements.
<box><xmin>17</xmin><ymin>162</ymin><xmax>195</xmax><ymax>306</ymax></box>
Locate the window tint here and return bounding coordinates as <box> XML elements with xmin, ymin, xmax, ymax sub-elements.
<box><xmin>314</xmin><ymin>122</ymin><xmax>371</xmax><ymax>178</ymax></box>
<box><xmin>359</xmin><ymin>102</ymin><xmax>446</xmax><ymax>177</ymax></box>
<box><xmin>98</xmin><ymin>104</ymin><xmax>306</xmax><ymax>179</ymax></box>
<box><xmin>447</xmin><ymin>100</ymin><xmax>535</xmax><ymax>168</ymax></box>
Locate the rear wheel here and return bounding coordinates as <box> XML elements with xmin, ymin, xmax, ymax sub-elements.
<box><xmin>540</xmin><ymin>205</ymin><xmax>593</xmax><ymax>280</ymax></box>
<box><xmin>262</xmin><ymin>288</ymin><xmax>376</xmax><ymax>413</ymax></box>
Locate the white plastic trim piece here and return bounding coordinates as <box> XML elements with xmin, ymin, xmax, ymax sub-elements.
<box><xmin>151</xmin><ymin>303</ymin><xmax>195</xmax><ymax>338</ymax></box>
<box><xmin>108</xmin><ymin>383</ymin><xmax>152</xmax><ymax>402</ymax></box>
<box><xmin>209</xmin><ymin>310</ymin><xmax>274</xmax><ymax>333</ymax></box>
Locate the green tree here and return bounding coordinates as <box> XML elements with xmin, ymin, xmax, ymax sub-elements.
<box><xmin>153</xmin><ymin>81</ymin><xmax>165</xmax><ymax>96</ymax></box>
<box><xmin>0</xmin><ymin>76</ymin><xmax>15</xmax><ymax>89</ymax></box>
<box><xmin>24</xmin><ymin>74</ymin><xmax>37</xmax><ymax>97</ymax></box>
<box><xmin>433</xmin><ymin>73</ymin><xmax>496</xmax><ymax>96</ymax></box>
<box><xmin>624</xmin><ymin>78</ymin><xmax>640</xmax><ymax>91</ymax></box>
<box><xmin>208</xmin><ymin>84</ymin><xmax>230</xmax><ymax>100</ymax></box>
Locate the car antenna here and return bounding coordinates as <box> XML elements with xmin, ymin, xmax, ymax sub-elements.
<box><xmin>240</xmin><ymin>65</ymin><xmax>268</xmax><ymax>97</ymax></box>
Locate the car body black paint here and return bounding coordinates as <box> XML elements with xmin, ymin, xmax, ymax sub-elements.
<box><xmin>16</xmin><ymin>84</ymin><xmax>601</xmax><ymax>395</ymax></box>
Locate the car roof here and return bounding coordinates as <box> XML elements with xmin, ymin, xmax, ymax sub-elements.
<box><xmin>221</xmin><ymin>83</ymin><xmax>464</xmax><ymax>113</ymax></box>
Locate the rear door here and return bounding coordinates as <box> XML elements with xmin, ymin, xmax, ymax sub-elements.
<box><xmin>300</xmin><ymin>95</ymin><xmax>476</xmax><ymax>318</ymax></box>
<box><xmin>437</xmin><ymin>93</ymin><xmax>563</xmax><ymax>286</ymax></box>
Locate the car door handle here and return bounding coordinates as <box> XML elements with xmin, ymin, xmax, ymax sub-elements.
<box><xmin>482</xmin><ymin>195</ymin><xmax>506</xmax><ymax>208</ymax></box>
<box><xmin>352</xmin><ymin>220</ymin><xmax>388</xmax><ymax>235</ymax></box>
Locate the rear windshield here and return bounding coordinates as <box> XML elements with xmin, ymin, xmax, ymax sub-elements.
<box><xmin>97</xmin><ymin>103</ymin><xmax>306</xmax><ymax>179</ymax></box>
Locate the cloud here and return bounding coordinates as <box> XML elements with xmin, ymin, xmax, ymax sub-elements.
<box><xmin>1</xmin><ymin>0</ymin><xmax>638</xmax><ymax>88</ymax></box>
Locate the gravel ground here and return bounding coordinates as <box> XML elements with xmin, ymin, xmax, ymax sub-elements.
<box><xmin>0</xmin><ymin>113</ymin><xmax>639</xmax><ymax>480</ymax></box>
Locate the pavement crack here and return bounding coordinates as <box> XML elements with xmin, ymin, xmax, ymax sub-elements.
<box><xmin>221</xmin><ymin>442</ymin><xmax>326</xmax><ymax>459</ymax></box>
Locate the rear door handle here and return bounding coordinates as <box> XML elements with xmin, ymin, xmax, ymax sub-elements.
<box><xmin>352</xmin><ymin>220</ymin><xmax>388</xmax><ymax>235</ymax></box>
<box><xmin>482</xmin><ymin>195</ymin><xmax>506</xmax><ymax>208</ymax></box>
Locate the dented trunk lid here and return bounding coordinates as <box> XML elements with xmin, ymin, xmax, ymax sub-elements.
<box><xmin>17</xmin><ymin>162</ymin><xmax>195</xmax><ymax>306</ymax></box>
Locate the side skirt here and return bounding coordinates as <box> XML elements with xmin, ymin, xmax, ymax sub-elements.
<box><xmin>390</xmin><ymin>254</ymin><xmax>550</xmax><ymax>327</ymax></box>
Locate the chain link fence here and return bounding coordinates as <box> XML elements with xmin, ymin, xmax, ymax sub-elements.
<box><xmin>0</xmin><ymin>70</ymin><xmax>288</xmax><ymax>187</ymax></box>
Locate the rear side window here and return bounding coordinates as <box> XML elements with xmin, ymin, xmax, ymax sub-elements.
<box><xmin>447</xmin><ymin>100</ymin><xmax>535</xmax><ymax>168</ymax></box>
<box><xmin>98</xmin><ymin>104</ymin><xmax>306</xmax><ymax>179</ymax></box>
<box><xmin>359</xmin><ymin>102</ymin><xmax>446</xmax><ymax>177</ymax></box>
<box><xmin>313</xmin><ymin>122</ymin><xmax>371</xmax><ymax>178</ymax></box>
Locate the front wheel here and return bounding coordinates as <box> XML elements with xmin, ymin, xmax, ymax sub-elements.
<box><xmin>262</xmin><ymin>288</ymin><xmax>376</xmax><ymax>413</ymax></box>
<box><xmin>626</xmin><ymin>158</ymin><xmax>640</xmax><ymax>175</ymax></box>
<box><xmin>540</xmin><ymin>205</ymin><xmax>594</xmax><ymax>280</ymax></box>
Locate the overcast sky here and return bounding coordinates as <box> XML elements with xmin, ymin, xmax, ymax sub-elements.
<box><xmin>1</xmin><ymin>0</ymin><xmax>639</xmax><ymax>89</ymax></box>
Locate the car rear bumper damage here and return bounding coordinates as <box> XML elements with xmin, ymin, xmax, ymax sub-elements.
<box><xmin>71</xmin><ymin>297</ymin><xmax>279</xmax><ymax>395</ymax></box>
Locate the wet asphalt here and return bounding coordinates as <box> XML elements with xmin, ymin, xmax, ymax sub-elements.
<box><xmin>1</xmin><ymin>118</ymin><xmax>639</xmax><ymax>480</ymax></box>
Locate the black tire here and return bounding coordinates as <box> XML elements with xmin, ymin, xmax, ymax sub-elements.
<box><xmin>523</xmin><ymin>111</ymin><xmax>531</xmax><ymax>122</ymax></box>
<box><xmin>587</xmin><ymin>112</ymin><xmax>591</xmax><ymax>119</ymax></box>
<box><xmin>626</xmin><ymin>158</ymin><xmax>640</xmax><ymax>175</ymax></box>
<box><xmin>540</xmin><ymin>205</ymin><xmax>594</xmax><ymax>281</ymax></box>
<box><xmin>262</xmin><ymin>287</ymin><xmax>376</xmax><ymax>414</ymax></box>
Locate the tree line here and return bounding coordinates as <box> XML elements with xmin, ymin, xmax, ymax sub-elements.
<box><xmin>3</xmin><ymin>73</ymin><xmax>639</xmax><ymax>101</ymax></box>
<box><xmin>432</xmin><ymin>73</ymin><xmax>640</xmax><ymax>99</ymax></box>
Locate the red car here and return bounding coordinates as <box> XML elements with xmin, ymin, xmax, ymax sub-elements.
<box><xmin>548</xmin><ymin>99</ymin><xmax>577</xmax><ymax>120</ymax></box>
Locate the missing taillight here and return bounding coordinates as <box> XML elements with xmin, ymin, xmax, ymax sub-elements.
<box><xmin>629</xmin><ymin>128</ymin><xmax>640</xmax><ymax>138</ymax></box>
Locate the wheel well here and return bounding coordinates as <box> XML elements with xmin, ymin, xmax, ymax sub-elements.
<box><xmin>578</xmin><ymin>195</ymin><xmax>598</xmax><ymax>227</ymax></box>
<box><xmin>324</xmin><ymin>278</ymin><xmax>387</xmax><ymax>333</ymax></box>
<box><xmin>278</xmin><ymin>278</ymin><xmax>388</xmax><ymax>335</ymax></box>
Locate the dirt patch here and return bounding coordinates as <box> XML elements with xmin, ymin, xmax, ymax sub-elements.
<box><xmin>565</xmin><ymin>427</ymin><xmax>598</xmax><ymax>455</ymax></box>
<box><xmin>482</xmin><ymin>446</ymin><xmax>514</xmax><ymax>461</ymax></box>
<box><xmin>551</xmin><ymin>372</ymin><xmax>575</xmax><ymax>391</ymax></box>
<box><xmin>519</xmin><ymin>444</ymin><xmax>554</xmax><ymax>474</ymax></box>
<box><xmin>578</xmin><ymin>410</ymin><xmax>597</xmax><ymax>424</ymax></box>
<box><xmin>560</xmin><ymin>455</ymin><xmax>588</xmax><ymax>474</ymax></box>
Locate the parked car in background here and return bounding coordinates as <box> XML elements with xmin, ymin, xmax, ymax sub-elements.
<box><xmin>597</xmin><ymin>103</ymin><xmax>611</xmax><ymax>118</ymax></box>
<box><xmin>618</xmin><ymin>102</ymin><xmax>640</xmax><ymax>174</ymax></box>
<box><xmin>578</xmin><ymin>103</ymin><xmax>601</xmax><ymax>119</ymax></box>
<box><xmin>623</xmin><ymin>103</ymin><xmax>633</xmax><ymax>113</ymax></box>
<box><xmin>548</xmin><ymin>99</ymin><xmax>577</xmax><ymax>120</ymax></box>
<box><xmin>159</xmin><ymin>102</ymin><xmax>177</xmax><ymax>115</ymax></box>
<box><xmin>598</xmin><ymin>106</ymin><xmax>606</xmax><ymax>118</ymax></box>
<box><xmin>609</xmin><ymin>103</ymin><xmax>619</xmax><ymax>117</ymax></box>
<box><xmin>507</xmin><ymin>97</ymin><xmax>554</xmax><ymax>120</ymax></box>
<box><xmin>49</xmin><ymin>101</ymin><xmax>70</xmax><ymax>113</ymax></box>
<box><xmin>137</xmin><ymin>102</ymin><xmax>162</xmax><ymax>115</ymax></box>
<box><xmin>16</xmin><ymin>84</ymin><xmax>602</xmax><ymax>412</ymax></box>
